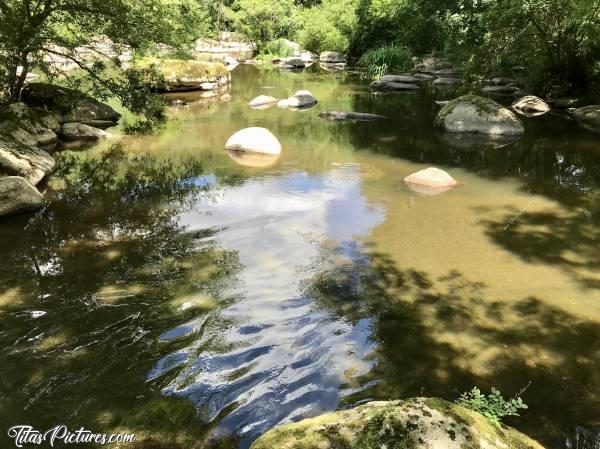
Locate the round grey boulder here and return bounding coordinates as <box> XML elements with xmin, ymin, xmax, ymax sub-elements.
<box><xmin>319</xmin><ymin>51</ymin><xmax>346</xmax><ymax>63</ymax></box>
<box><xmin>572</xmin><ymin>105</ymin><xmax>600</xmax><ymax>134</ymax></box>
<box><xmin>435</xmin><ymin>95</ymin><xmax>524</xmax><ymax>135</ymax></box>
<box><xmin>60</xmin><ymin>123</ymin><xmax>112</xmax><ymax>141</ymax></box>
<box><xmin>0</xmin><ymin>176</ymin><xmax>44</xmax><ymax>217</ymax></box>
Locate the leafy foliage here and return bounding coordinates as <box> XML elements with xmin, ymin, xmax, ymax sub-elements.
<box><xmin>295</xmin><ymin>0</ymin><xmax>358</xmax><ymax>53</ymax></box>
<box><xmin>358</xmin><ymin>45</ymin><xmax>413</xmax><ymax>78</ymax></box>
<box><xmin>0</xmin><ymin>0</ymin><xmax>205</xmax><ymax>129</ymax></box>
<box><xmin>456</xmin><ymin>387</ymin><xmax>529</xmax><ymax>427</ymax></box>
<box><xmin>223</xmin><ymin>0</ymin><xmax>297</xmax><ymax>50</ymax></box>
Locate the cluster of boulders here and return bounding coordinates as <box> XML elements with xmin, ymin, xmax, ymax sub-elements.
<box><xmin>248</xmin><ymin>90</ymin><xmax>318</xmax><ymax>110</ymax></box>
<box><xmin>251</xmin><ymin>397</ymin><xmax>548</xmax><ymax>449</ymax></box>
<box><xmin>0</xmin><ymin>83</ymin><xmax>121</xmax><ymax>218</ymax></box>
<box><xmin>370</xmin><ymin>58</ymin><xmax>464</xmax><ymax>93</ymax></box>
<box><xmin>270</xmin><ymin>43</ymin><xmax>346</xmax><ymax>72</ymax></box>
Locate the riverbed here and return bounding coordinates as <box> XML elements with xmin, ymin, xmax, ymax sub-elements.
<box><xmin>0</xmin><ymin>64</ymin><xmax>598</xmax><ymax>449</ymax></box>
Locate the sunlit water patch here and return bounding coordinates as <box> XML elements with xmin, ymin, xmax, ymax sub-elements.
<box><xmin>150</xmin><ymin>167</ymin><xmax>384</xmax><ymax>447</ymax></box>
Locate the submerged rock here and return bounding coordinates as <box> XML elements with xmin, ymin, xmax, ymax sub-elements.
<box><xmin>433</xmin><ymin>68</ymin><xmax>462</xmax><ymax>78</ymax></box>
<box><xmin>482</xmin><ymin>85</ymin><xmax>520</xmax><ymax>95</ymax></box>
<box><xmin>281</xmin><ymin>57</ymin><xmax>305</xmax><ymax>68</ymax></box>
<box><xmin>572</xmin><ymin>105</ymin><xmax>600</xmax><ymax>134</ymax></box>
<box><xmin>0</xmin><ymin>137</ymin><xmax>55</xmax><ymax>185</ymax></box>
<box><xmin>404</xmin><ymin>167</ymin><xmax>458</xmax><ymax>195</ymax></box>
<box><xmin>512</xmin><ymin>96</ymin><xmax>550</xmax><ymax>117</ymax></box>
<box><xmin>433</xmin><ymin>77</ymin><xmax>464</xmax><ymax>87</ymax></box>
<box><xmin>251</xmin><ymin>398</ymin><xmax>546</xmax><ymax>449</ymax></box>
<box><xmin>224</xmin><ymin>127</ymin><xmax>281</xmax><ymax>155</ymax></box>
<box><xmin>489</xmin><ymin>76</ymin><xmax>517</xmax><ymax>85</ymax></box>
<box><xmin>318</xmin><ymin>111</ymin><xmax>386</xmax><ymax>121</ymax></box>
<box><xmin>248</xmin><ymin>95</ymin><xmax>278</xmax><ymax>109</ymax></box>
<box><xmin>435</xmin><ymin>95</ymin><xmax>524</xmax><ymax>135</ymax></box>
<box><xmin>370</xmin><ymin>80</ymin><xmax>420</xmax><ymax>92</ymax></box>
<box><xmin>379</xmin><ymin>74</ymin><xmax>420</xmax><ymax>84</ymax></box>
<box><xmin>60</xmin><ymin>123</ymin><xmax>112</xmax><ymax>141</ymax></box>
<box><xmin>413</xmin><ymin>72</ymin><xmax>436</xmax><ymax>81</ymax></box>
<box><xmin>21</xmin><ymin>83</ymin><xmax>121</xmax><ymax>125</ymax></box>
<box><xmin>0</xmin><ymin>176</ymin><xmax>44</xmax><ymax>217</ymax></box>
<box><xmin>319</xmin><ymin>51</ymin><xmax>346</xmax><ymax>63</ymax></box>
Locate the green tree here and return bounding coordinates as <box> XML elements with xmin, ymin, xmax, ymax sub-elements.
<box><xmin>223</xmin><ymin>0</ymin><xmax>297</xmax><ymax>50</ymax></box>
<box><xmin>295</xmin><ymin>0</ymin><xmax>358</xmax><ymax>53</ymax></box>
<box><xmin>0</xmin><ymin>0</ymin><xmax>205</xmax><ymax>124</ymax></box>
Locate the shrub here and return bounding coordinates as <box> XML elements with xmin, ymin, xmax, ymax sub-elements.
<box><xmin>456</xmin><ymin>387</ymin><xmax>529</xmax><ymax>427</ymax></box>
<box><xmin>358</xmin><ymin>45</ymin><xmax>413</xmax><ymax>79</ymax></box>
<box><xmin>256</xmin><ymin>39</ymin><xmax>298</xmax><ymax>61</ymax></box>
<box><xmin>295</xmin><ymin>0</ymin><xmax>357</xmax><ymax>54</ymax></box>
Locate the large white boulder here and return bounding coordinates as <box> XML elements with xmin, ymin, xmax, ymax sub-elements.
<box><xmin>0</xmin><ymin>176</ymin><xmax>44</xmax><ymax>217</ymax></box>
<box><xmin>435</xmin><ymin>95</ymin><xmax>524</xmax><ymax>135</ymax></box>
<box><xmin>224</xmin><ymin>127</ymin><xmax>281</xmax><ymax>155</ymax></box>
<box><xmin>403</xmin><ymin>167</ymin><xmax>458</xmax><ymax>195</ymax></box>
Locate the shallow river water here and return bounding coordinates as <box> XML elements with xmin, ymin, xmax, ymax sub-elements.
<box><xmin>0</xmin><ymin>64</ymin><xmax>599</xmax><ymax>449</ymax></box>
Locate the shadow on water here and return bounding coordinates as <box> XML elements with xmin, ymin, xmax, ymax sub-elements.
<box><xmin>0</xmin><ymin>146</ymin><xmax>244</xmax><ymax>448</ymax></box>
<box><xmin>478</xmin><ymin>192</ymin><xmax>600</xmax><ymax>290</ymax></box>
<box><xmin>304</xmin><ymin>243</ymin><xmax>600</xmax><ymax>449</ymax></box>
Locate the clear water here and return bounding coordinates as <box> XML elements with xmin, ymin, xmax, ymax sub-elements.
<box><xmin>0</xmin><ymin>64</ymin><xmax>599</xmax><ymax>449</ymax></box>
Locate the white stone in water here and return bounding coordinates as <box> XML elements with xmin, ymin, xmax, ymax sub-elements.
<box><xmin>403</xmin><ymin>167</ymin><xmax>458</xmax><ymax>195</ymax></box>
<box><xmin>224</xmin><ymin>127</ymin><xmax>281</xmax><ymax>155</ymax></box>
<box><xmin>248</xmin><ymin>95</ymin><xmax>278</xmax><ymax>108</ymax></box>
<box><xmin>285</xmin><ymin>90</ymin><xmax>317</xmax><ymax>108</ymax></box>
<box><xmin>512</xmin><ymin>95</ymin><xmax>550</xmax><ymax>117</ymax></box>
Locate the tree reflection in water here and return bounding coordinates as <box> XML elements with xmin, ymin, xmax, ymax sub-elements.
<box><xmin>0</xmin><ymin>145</ymin><xmax>243</xmax><ymax>449</ymax></box>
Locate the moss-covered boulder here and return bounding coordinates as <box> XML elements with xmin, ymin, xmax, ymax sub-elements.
<box><xmin>21</xmin><ymin>83</ymin><xmax>121</xmax><ymax>125</ymax></box>
<box><xmin>572</xmin><ymin>105</ymin><xmax>600</xmax><ymax>134</ymax></box>
<box><xmin>251</xmin><ymin>398</ymin><xmax>546</xmax><ymax>449</ymax></box>
<box><xmin>0</xmin><ymin>102</ymin><xmax>59</xmax><ymax>148</ymax></box>
<box><xmin>435</xmin><ymin>95</ymin><xmax>524</xmax><ymax>135</ymax></box>
<box><xmin>140</xmin><ymin>58</ymin><xmax>230</xmax><ymax>92</ymax></box>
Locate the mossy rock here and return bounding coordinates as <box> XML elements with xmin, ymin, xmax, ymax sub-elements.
<box><xmin>137</xmin><ymin>58</ymin><xmax>229</xmax><ymax>92</ymax></box>
<box><xmin>435</xmin><ymin>95</ymin><xmax>524</xmax><ymax>136</ymax></box>
<box><xmin>572</xmin><ymin>105</ymin><xmax>600</xmax><ymax>134</ymax></box>
<box><xmin>21</xmin><ymin>83</ymin><xmax>121</xmax><ymax>125</ymax></box>
<box><xmin>250</xmin><ymin>398</ymin><xmax>546</xmax><ymax>449</ymax></box>
<box><xmin>0</xmin><ymin>102</ymin><xmax>59</xmax><ymax>147</ymax></box>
